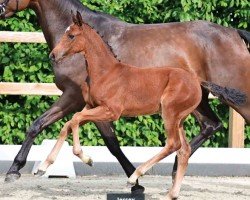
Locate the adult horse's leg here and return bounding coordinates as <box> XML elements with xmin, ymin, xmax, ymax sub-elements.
<box><xmin>172</xmin><ymin>90</ymin><xmax>223</xmax><ymax>179</ymax></box>
<box><xmin>5</xmin><ymin>91</ymin><xmax>85</xmax><ymax>182</ymax></box>
<box><xmin>95</xmin><ymin>122</ymin><xmax>136</xmax><ymax>177</ymax></box>
<box><xmin>191</xmin><ymin>89</ymin><xmax>225</xmax><ymax>153</ymax></box>
<box><xmin>5</xmin><ymin>94</ymin><xmax>144</xmax><ymax>192</ymax></box>
<box><xmin>95</xmin><ymin>122</ymin><xmax>145</xmax><ymax>193</ymax></box>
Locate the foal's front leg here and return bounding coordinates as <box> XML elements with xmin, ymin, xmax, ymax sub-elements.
<box><xmin>36</xmin><ymin>121</ymin><xmax>73</xmax><ymax>174</ymax></box>
<box><xmin>37</xmin><ymin>105</ymin><xmax>120</xmax><ymax>175</ymax></box>
<box><xmin>36</xmin><ymin>106</ymin><xmax>92</xmax><ymax>174</ymax></box>
<box><xmin>69</xmin><ymin>106</ymin><xmax>121</xmax><ymax>161</ymax></box>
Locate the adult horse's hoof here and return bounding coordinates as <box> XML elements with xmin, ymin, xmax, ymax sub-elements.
<box><xmin>34</xmin><ymin>170</ymin><xmax>46</xmax><ymax>177</ymax></box>
<box><xmin>4</xmin><ymin>172</ymin><xmax>21</xmax><ymax>183</ymax></box>
<box><xmin>131</xmin><ymin>184</ymin><xmax>145</xmax><ymax>194</ymax></box>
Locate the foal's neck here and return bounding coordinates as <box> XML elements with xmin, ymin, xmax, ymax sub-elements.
<box><xmin>82</xmin><ymin>25</ymin><xmax>119</xmax><ymax>79</ymax></box>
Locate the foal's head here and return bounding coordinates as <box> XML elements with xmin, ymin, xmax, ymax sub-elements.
<box><xmin>50</xmin><ymin>11</ymin><xmax>88</xmax><ymax>63</ymax></box>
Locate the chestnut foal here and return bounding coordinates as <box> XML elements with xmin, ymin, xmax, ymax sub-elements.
<box><xmin>40</xmin><ymin>12</ymin><xmax>246</xmax><ymax>199</ymax></box>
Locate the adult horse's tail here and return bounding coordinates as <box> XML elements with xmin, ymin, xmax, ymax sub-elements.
<box><xmin>201</xmin><ymin>82</ymin><xmax>247</xmax><ymax>106</ymax></box>
<box><xmin>237</xmin><ymin>29</ymin><xmax>250</xmax><ymax>52</ymax></box>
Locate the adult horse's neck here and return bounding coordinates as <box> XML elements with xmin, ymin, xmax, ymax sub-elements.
<box><xmin>29</xmin><ymin>0</ymin><xmax>123</xmax><ymax>50</ymax></box>
<box><xmin>81</xmin><ymin>24</ymin><xmax>119</xmax><ymax>80</ymax></box>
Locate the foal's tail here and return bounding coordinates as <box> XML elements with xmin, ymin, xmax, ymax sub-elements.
<box><xmin>237</xmin><ymin>29</ymin><xmax>250</xmax><ymax>52</ymax></box>
<box><xmin>201</xmin><ymin>81</ymin><xmax>247</xmax><ymax>106</ymax></box>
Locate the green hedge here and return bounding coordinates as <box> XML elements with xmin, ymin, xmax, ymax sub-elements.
<box><xmin>0</xmin><ymin>0</ymin><xmax>249</xmax><ymax>147</ymax></box>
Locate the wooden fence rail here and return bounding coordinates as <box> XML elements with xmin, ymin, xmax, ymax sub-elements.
<box><xmin>0</xmin><ymin>82</ymin><xmax>62</xmax><ymax>96</ymax></box>
<box><xmin>0</xmin><ymin>31</ymin><xmax>246</xmax><ymax>148</ymax></box>
<box><xmin>0</xmin><ymin>31</ymin><xmax>46</xmax><ymax>43</ymax></box>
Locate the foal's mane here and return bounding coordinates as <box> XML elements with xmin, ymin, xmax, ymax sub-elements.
<box><xmin>81</xmin><ymin>21</ymin><xmax>121</xmax><ymax>62</ymax></box>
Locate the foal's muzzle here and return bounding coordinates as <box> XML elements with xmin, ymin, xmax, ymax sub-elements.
<box><xmin>49</xmin><ymin>50</ymin><xmax>66</xmax><ymax>63</ymax></box>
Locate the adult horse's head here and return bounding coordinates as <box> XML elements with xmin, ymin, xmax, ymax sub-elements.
<box><xmin>0</xmin><ymin>0</ymin><xmax>30</xmax><ymax>18</ymax></box>
<box><xmin>50</xmin><ymin>11</ymin><xmax>86</xmax><ymax>63</ymax></box>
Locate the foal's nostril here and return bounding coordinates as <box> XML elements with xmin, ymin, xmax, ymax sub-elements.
<box><xmin>49</xmin><ymin>52</ymin><xmax>56</xmax><ymax>61</ymax></box>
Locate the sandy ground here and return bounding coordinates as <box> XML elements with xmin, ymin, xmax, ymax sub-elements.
<box><xmin>0</xmin><ymin>175</ymin><xmax>250</xmax><ymax>200</ymax></box>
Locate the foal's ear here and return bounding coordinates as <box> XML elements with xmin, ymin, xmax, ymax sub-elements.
<box><xmin>76</xmin><ymin>11</ymin><xmax>83</xmax><ymax>27</ymax></box>
<box><xmin>71</xmin><ymin>10</ymin><xmax>78</xmax><ymax>25</ymax></box>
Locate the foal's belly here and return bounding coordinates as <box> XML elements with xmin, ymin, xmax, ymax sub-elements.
<box><xmin>120</xmin><ymin>85</ymin><xmax>165</xmax><ymax>117</ymax></box>
<box><xmin>121</xmin><ymin>103</ymin><xmax>161</xmax><ymax>117</ymax></box>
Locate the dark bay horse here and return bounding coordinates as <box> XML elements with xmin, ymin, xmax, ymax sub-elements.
<box><xmin>1</xmin><ymin>0</ymin><xmax>145</xmax><ymax>192</ymax></box>
<box><xmin>1</xmin><ymin>0</ymin><xmax>250</xmax><ymax>188</ymax></box>
<box><xmin>47</xmin><ymin>12</ymin><xmax>246</xmax><ymax>199</ymax></box>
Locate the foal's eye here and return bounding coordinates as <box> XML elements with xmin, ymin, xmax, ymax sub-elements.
<box><xmin>68</xmin><ymin>34</ymin><xmax>75</xmax><ymax>40</ymax></box>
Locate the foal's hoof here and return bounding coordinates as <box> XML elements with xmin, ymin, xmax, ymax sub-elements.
<box><xmin>4</xmin><ymin>172</ymin><xmax>21</xmax><ymax>183</ymax></box>
<box><xmin>167</xmin><ymin>196</ymin><xmax>178</xmax><ymax>200</ymax></box>
<box><xmin>86</xmin><ymin>158</ymin><xmax>93</xmax><ymax>167</ymax></box>
<box><xmin>34</xmin><ymin>170</ymin><xmax>46</xmax><ymax>177</ymax></box>
<box><xmin>82</xmin><ymin>156</ymin><xmax>93</xmax><ymax>167</ymax></box>
<box><xmin>131</xmin><ymin>184</ymin><xmax>145</xmax><ymax>194</ymax></box>
<box><xmin>127</xmin><ymin>180</ymin><xmax>136</xmax><ymax>188</ymax></box>
<box><xmin>166</xmin><ymin>192</ymin><xmax>178</xmax><ymax>200</ymax></box>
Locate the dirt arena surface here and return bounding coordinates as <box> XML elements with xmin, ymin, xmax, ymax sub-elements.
<box><xmin>0</xmin><ymin>175</ymin><xmax>250</xmax><ymax>200</ymax></box>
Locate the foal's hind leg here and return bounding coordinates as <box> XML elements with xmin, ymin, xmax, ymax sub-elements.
<box><xmin>128</xmin><ymin>93</ymin><xmax>182</xmax><ymax>185</ymax></box>
<box><xmin>172</xmin><ymin>90</ymin><xmax>222</xmax><ymax>180</ymax></box>
<box><xmin>168</xmin><ymin>127</ymin><xmax>191</xmax><ymax>199</ymax></box>
<box><xmin>128</xmin><ymin>119</ymin><xmax>181</xmax><ymax>186</ymax></box>
<box><xmin>128</xmin><ymin>78</ymin><xmax>201</xmax><ymax>199</ymax></box>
